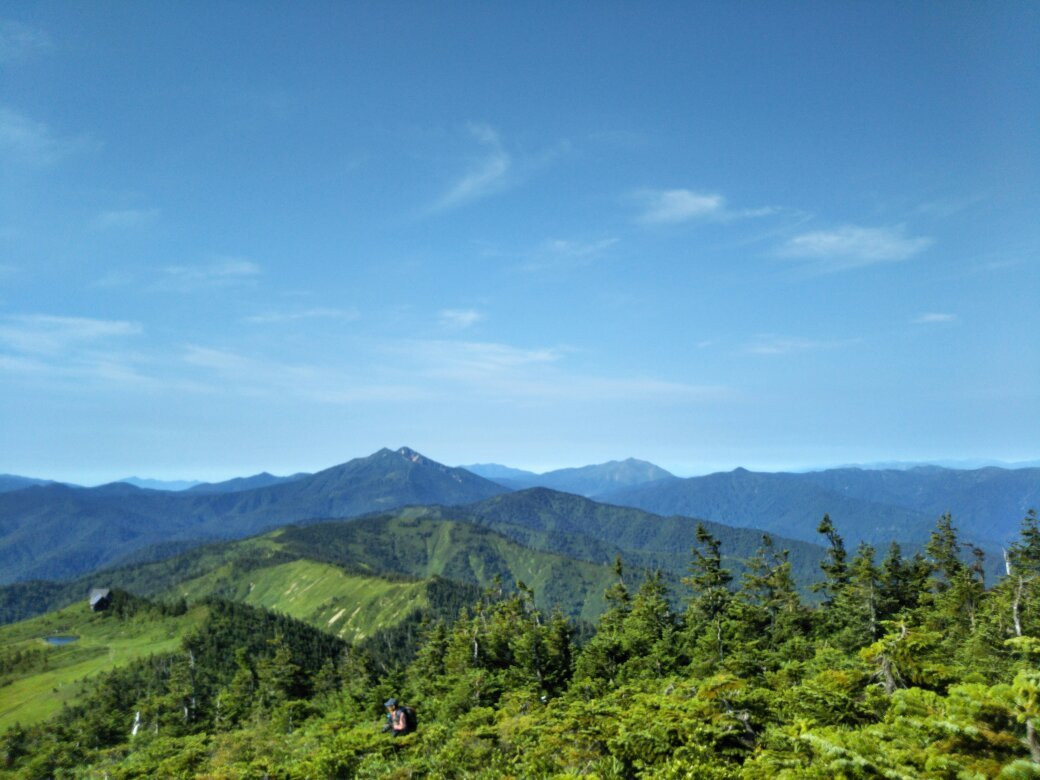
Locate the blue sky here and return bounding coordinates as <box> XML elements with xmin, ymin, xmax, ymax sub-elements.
<box><xmin>1</xmin><ymin>2</ymin><xmax>1038</xmax><ymax>483</ymax></box>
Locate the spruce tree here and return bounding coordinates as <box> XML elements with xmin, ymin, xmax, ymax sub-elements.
<box><xmin>682</xmin><ymin>523</ymin><xmax>734</xmax><ymax>669</ymax></box>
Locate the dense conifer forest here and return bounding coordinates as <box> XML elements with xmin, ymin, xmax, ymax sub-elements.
<box><xmin>2</xmin><ymin>511</ymin><xmax>1040</xmax><ymax>778</ymax></box>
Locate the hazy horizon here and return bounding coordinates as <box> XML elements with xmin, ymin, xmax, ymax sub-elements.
<box><xmin>6</xmin><ymin>448</ymin><xmax>1040</xmax><ymax>489</ymax></box>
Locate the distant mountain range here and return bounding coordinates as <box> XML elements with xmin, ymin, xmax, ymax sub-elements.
<box><xmin>599</xmin><ymin>465</ymin><xmax>1040</xmax><ymax>546</ymax></box>
<box><xmin>185</xmin><ymin>471</ymin><xmax>310</xmax><ymax>494</ymax></box>
<box><xmin>462</xmin><ymin>458</ymin><xmax>674</xmax><ymax>496</ymax></box>
<box><xmin>2</xmin><ymin>448</ymin><xmax>1036</xmax><ymax>590</ymax></box>
<box><xmin>0</xmin><ymin>447</ymin><xmax>507</xmax><ymax>583</ymax></box>
<box><xmin>118</xmin><ymin>476</ymin><xmax>204</xmax><ymax>491</ymax></box>
<box><xmin>0</xmin><ymin>474</ymin><xmax>56</xmax><ymax>493</ymax></box>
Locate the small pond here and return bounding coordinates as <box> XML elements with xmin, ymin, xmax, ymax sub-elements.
<box><xmin>44</xmin><ymin>635</ymin><xmax>79</xmax><ymax>645</ymax></box>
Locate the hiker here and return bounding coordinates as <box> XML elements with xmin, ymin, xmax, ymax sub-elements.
<box><xmin>382</xmin><ymin>698</ymin><xmax>416</xmax><ymax>736</ymax></box>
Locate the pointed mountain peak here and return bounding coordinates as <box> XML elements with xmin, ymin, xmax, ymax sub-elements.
<box><xmin>396</xmin><ymin>446</ymin><xmax>427</xmax><ymax>464</ymax></box>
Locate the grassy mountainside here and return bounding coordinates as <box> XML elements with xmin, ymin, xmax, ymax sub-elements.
<box><xmin>0</xmin><ymin>596</ymin><xmax>208</xmax><ymax>731</ymax></box>
<box><xmin>273</xmin><ymin>515</ymin><xmax>615</xmax><ymax>621</ymax></box>
<box><xmin>0</xmin><ymin>447</ymin><xmax>508</xmax><ymax>584</ymax></box>
<box><xmin>169</xmin><ymin>558</ymin><xmax>434</xmax><ymax>643</ymax></box>
<box><xmin>0</xmin><ymin>513</ymin><xmax>618</xmax><ymax>629</ymax></box>
<box><xmin>449</xmin><ymin>488</ymin><xmax>827</xmax><ymax>589</ymax></box>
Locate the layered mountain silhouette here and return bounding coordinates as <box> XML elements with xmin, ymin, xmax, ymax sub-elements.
<box><xmin>0</xmin><ymin>474</ymin><xmax>56</xmax><ymax>493</ymax></box>
<box><xmin>3</xmin><ymin>448</ymin><xmax>1036</xmax><ymax>590</ymax></box>
<box><xmin>186</xmin><ymin>471</ymin><xmax>310</xmax><ymax>494</ymax></box>
<box><xmin>0</xmin><ymin>447</ymin><xmax>507</xmax><ymax>583</ymax></box>
<box><xmin>600</xmin><ymin>466</ymin><xmax>1040</xmax><ymax>546</ymax></box>
<box><xmin>464</xmin><ymin>458</ymin><xmax>674</xmax><ymax>496</ymax></box>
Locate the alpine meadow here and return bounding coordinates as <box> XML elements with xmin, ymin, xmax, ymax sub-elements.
<box><xmin>1</xmin><ymin>3</ymin><xmax>1038</xmax><ymax>779</ymax></box>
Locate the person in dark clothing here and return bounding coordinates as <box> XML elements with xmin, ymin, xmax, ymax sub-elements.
<box><xmin>382</xmin><ymin>698</ymin><xmax>413</xmax><ymax>736</ymax></box>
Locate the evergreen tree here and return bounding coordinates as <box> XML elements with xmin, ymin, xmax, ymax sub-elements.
<box><xmin>617</xmin><ymin>569</ymin><xmax>678</xmax><ymax>680</ymax></box>
<box><xmin>878</xmin><ymin>541</ymin><xmax>927</xmax><ymax>619</ymax></box>
<box><xmin>1004</xmin><ymin>510</ymin><xmax>1040</xmax><ymax>638</ymax></box>
<box><xmin>925</xmin><ymin>512</ymin><xmax>963</xmax><ymax>596</ymax></box>
<box><xmin>253</xmin><ymin>635</ymin><xmax>300</xmax><ymax>718</ymax></box>
<box><xmin>215</xmin><ymin>649</ymin><xmax>254</xmax><ymax>730</ymax></box>
<box><xmin>837</xmin><ymin>542</ymin><xmax>881</xmax><ymax>648</ymax></box>
<box><xmin>573</xmin><ymin>557</ymin><xmax>632</xmax><ymax>692</ymax></box>
<box><xmin>814</xmin><ymin>514</ymin><xmax>849</xmax><ymax>604</ymax></box>
<box><xmin>730</xmin><ymin>535</ymin><xmax>811</xmax><ymax>673</ymax></box>
<box><xmin>683</xmin><ymin>523</ymin><xmax>734</xmax><ymax>670</ymax></box>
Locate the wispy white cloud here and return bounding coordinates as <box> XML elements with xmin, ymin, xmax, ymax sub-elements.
<box><xmin>915</xmin><ymin>193</ymin><xmax>987</xmax><ymax>219</ymax></box>
<box><xmin>438</xmin><ymin>309</ymin><xmax>485</xmax><ymax>330</ymax></box>
<box><xmin>397</xmin><ymin>339</ymin><xmax>562</xmax><ymax>378</ymax></box>
<box><xmin>0</xmin><ymin>314</ymin><xmax>149</xmax><ymax>385</ymax></box>
<box><xmin>0</xmin><ymin>314</ymin><xmax>142</xmax><ymax>356</ymax></box>
<box><xmin>93</xmin><ymin>208</ymin><xmax>159</xmax><ymax>230</ymax></box>
<box><xmin>778</xmin><ymin>225</ymin><xmax>932</xmax><ymax>271</ymax></box>
<box><xmin>434</xmin><ymin>123</ymin><xmax>511</xmax><ymax>210</ymax></box>
<box><xmin>543</xmin><ymin>238</ymin><xmax>620</xmax><ymax>257</ymax></box>
<box><xmin>635</xmin><ymin>188</ymin><xmax>779</xmax><ymax>226</ymax></box>
<box><xmin>744</xmin><ymin>334</ymin><xmax>856</xmax><ymax>356</ymax></box>
<box><xmin>158</xmin><ymin>257</ymin><xmax>261</xmax><ymax>291</ymax></box>
<box><xmin>243</xmin><ymin>307</ymin><xmax>360</xmax><ymax>325</ymax></box>
<box><xmin>89</xmin><ymin>270</ymin><xmax>138</xmax><ymax>290</ymax></box>
<box><xmin>912</xmin><ymin>312</ymin><xmax>957</xmax><ymax>325</ymax></box>
<box><xmin>0</xmin><ymin>106</ymin><xmax>85</xmax><ymax>165</ymax></box>
<box><xmin>388</xmin><ymin>339</ymin><xmax>728</xmax><ymax>402</ymax></box>
<box><xmin>0</xmin><ymin>20</ymin><xmax>51</xmax><ymax>63</ymax></box>
<box><xmin>637</xmin><ymin>189</ymin><xmax>726</xmax><ymax>224</ymax></box>
<box><xmin>518</xmin><ymin>237</ymin><xmax>619</xmax><ymax>272</ymax></box>
<box><xmin>181</xmin><ymin>345</ymin><xmax>424</xmax><ymax>403</ymax></box>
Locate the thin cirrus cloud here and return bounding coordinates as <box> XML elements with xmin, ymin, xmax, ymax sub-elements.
<box><xmin>912</xmin><ymin>312</ymin><xmax>957</xmax><ymax>325</ymax></box>
<box><xmin>243</xmin><ymin>307</ymin><xmax>361</xmax><ymax>325</ymax></box>
<box><xmin>518</xmin><ymin>237</ymin><xmax>620</xmax><ymax>272</ymax></box>
<box><xmin>0</xmin><ymin>106</ymin><xmax>84</xmax><ymax>165</ymax></box>
<box><xmin>0</xmin><ymin>314</ymin><xmax>142</xmax><ymax>357</ymax></box>
<box><xmin>0</xmin><ymin>314</ymin><xmax>148</xmax><ymax>385</ymax></box>
<box><xmin>438</xmin><ymin>309</ymin><xmax>485</xmax><ymax>330</ymax></box>
<box><xmin>397</xmin><ymin>339</ymin><xmax>561</xmax><ymax>379</ymax></box>
<box><xmin>744</xmin><ymin>334</ymin><xmax>856</xmax><ymax>356</ymax></box>
<box><xmin>157</xmin><ymin>257</ymin><xmax>261</xmax><ymax>291</ymax></box>
<box><xmin>433</xmin><ymin>124</ymin><xmax>511</xmax><ymax>211</ymax></box>
<box><xmin>778</xmin><ymin>225</ymin><xmax>933</xmax><ymax>271</ymax></box>
<box><xmin>388</xmin><ymin>338</ymin><xmax>728</xmax><ymax>402</ymax></box>
<box><xmin>92</xmin><ymin>209</ymin><xmax>159</xmax><ymax>230</ymax></box>
<box><xmin>637</xmin><ymin>189</ymin><xmax>726</xmax><ymax>224</ymax></box>
<box><xmin>181</xmin><ymin>345</ymin><xmax>425</xmax><ymax>403</ymax></box>
<box><xmin>0</xmin><ymin>19</ymin><xmax>51</xmax><ymax>63</ymax></box>
<box><xmin>635</xmin><ymin>188</ymin><xmax>777</xmax><ymax>225</ymax></box>
<box><xmin>176</xmin><ymin>337</ymin><xmax>728</xmax><ymax>406</ymax></box>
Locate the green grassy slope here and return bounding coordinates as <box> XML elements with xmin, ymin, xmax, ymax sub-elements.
<box><xmin>169</xmin><ymin>558</ymin><xmax>431</xmax><ymax>643</ymax></box>
<box><xmin>0</xmin><ymin>601</ymin><xmax>208</xmax><ymax>731</ymax></box>
<box><xmin>1</xmin><ymin>513</ymin><xmax>621</xmax><ymax>636</ymax></box>
<box><xmin>274</xmin><ymin>515</ymin><xmax>616</xmax><ymax>621</ymax></box>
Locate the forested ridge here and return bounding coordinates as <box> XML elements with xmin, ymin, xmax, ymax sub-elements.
<box><xmin>3</xmin><ymin>511</ymin><xmax>1040</xmax><ymax>778</ymax></box>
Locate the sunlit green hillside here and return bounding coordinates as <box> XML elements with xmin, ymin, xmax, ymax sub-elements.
<box><xmin>0</xmin><ymin>598</ymin><xmax>207</xmax><ymax>731</ymax></box>
<box><xmin>168</xmin><ymin>558</ymin><xmax>431</xmax><ymax>643</ymax></box>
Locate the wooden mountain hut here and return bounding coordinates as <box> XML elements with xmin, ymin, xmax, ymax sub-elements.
<box><xmin>89</xmin><ymin>588</ymin><xmax>112</xmax><ymax>612</ymax></box>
